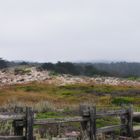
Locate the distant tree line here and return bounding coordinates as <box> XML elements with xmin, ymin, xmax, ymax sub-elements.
<box><xmin>40</xmin><ymin>62</ymin><xmax>140</xmax><ymax>77</ymax></box>
<box><xmin>92</xmin><ymin>62</ymin><xmax>140</xmax><ymax>77</ymax></box>
<box><xmin>39</xmin><ymin>62</ymin><xmax>109</xmax><ymax>76</ymax></box>
<box><xmin>1</xmin><ymin>58</ymin><xmax>140</xmax><ymax>78</ymax></box>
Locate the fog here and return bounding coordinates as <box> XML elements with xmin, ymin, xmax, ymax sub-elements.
<box><xmin>0</xmin><ymin>0</ymin><xmax>140</xmax><ymax>62</ymax></box>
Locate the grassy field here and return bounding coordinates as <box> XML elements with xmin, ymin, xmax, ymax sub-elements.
<box><xmin>0</xmin><ymin>82</ymin><xmax>140</xmax><ymax>109</ymax></box>
<box><xmin>0</xmin><ymin>82</ymin><xmax>140</xmax><ymax>138</ymax></box>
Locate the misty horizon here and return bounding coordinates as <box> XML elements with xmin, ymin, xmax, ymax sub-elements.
<box><xmin>1</xmin><ymin>58</ymin><xmax>140</xmax><ymax>64</ymax></box>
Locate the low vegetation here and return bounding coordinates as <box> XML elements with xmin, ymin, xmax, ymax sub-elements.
<box><xmin>0</xmin><ymin>82</ymin><xmax>140</xmax><ymax>109</ymax></box>
<box><xmin>14</xmin><ymin>68</ymin><xmax>31</xmax><ymax>75</ymax></box>
<box><xmin>0</xmin><ymin>82</ymin><xmax>139</xmax><ymax>139</ymax></box>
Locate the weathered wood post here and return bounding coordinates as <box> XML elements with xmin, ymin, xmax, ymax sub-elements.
<box><xmin>80</xmin><ymin>105</ymin><xmax>96</xmax><ymax>140</ymax></box>
<box><xmin>13</xmin><ymin>120</ymin><xmax>24</xmax><ymax>136</ymax></box>
<box><xmin>80</xmin><ymin>105</ymin><xmax>90</xmax><ymax>140</ymax></box>
<box><xmin>127</xmin><ymin>105</ymin><xmax>133</xmax><ymax>137</ymax></box>
<box><xmin>89</xmin><ymin>106</ymin><xmax>96</xmax><ymax>140</ymax></box>
<box><xmin>25</xmin><ymin>107</ymin><xmax>34</xmax><ymax>140</ymax></box>
<box><xmin>13</xmin><ymin>107</ymin><xmax>24</xmax><ymax>136</ymax></box>
<box><xmin>120</xmin><ymin>113</ymin><xmax>127</xmax><ymax>136</ymax></box>
<box><xmin>120</xmin><ymin>105</ymin><xmax>133</xmax><ymax>138</ymax></box>
<box><xmin>120</xmin><ymin>105</ymin><xmax>128</xmax><ymax>137</ymax></box>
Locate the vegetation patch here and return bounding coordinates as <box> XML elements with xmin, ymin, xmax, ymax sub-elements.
<box><xmin>14</xmin><ymin>68</ymin><xmax>31</xmax><ymax>75</ymax></box>
<box><xmin>112</xmin><ymin>97</ymin><xmax>134</xmax><ymax>105</ymax></box>
<box><xmin>36</xmin><ymin>112</ymin><xmax>60</xmax><ymax>119</ymax></box>
<box><xmin>96</xmin><ymin>117</ymin><xmax>119</xmax><ymax>128</ymax></box>
<box><xmin>0</xmin><ymin>82</ymin><xmax>139</xmax><ymax>107</ymax></box>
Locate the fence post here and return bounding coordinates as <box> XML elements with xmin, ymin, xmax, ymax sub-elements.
<box><xmin>120</xmin><ymin>105</ymin><xmax>134</xmax><ymax>138</ymax></box>
<box><xmin>120</xmin><ymin>105</ymin><xmax>129</xmax><ymax>137</ymax></box>
<box><xmin>127</xmin><ymin>105</ymin><xmax>133</xmax><ymax>137</ymax></box>
<box><xmin>13</xmin><ymin>120</ymin><xmax>24</xmax><ymax>136</ymax></box>
<box><xmin>26</xmin><ymin>107</ymin><xmax>34</xmax><ymax>140</ymax></box>
<box><xmin>13</xmin><ymin>107</ymin><xmax>24</xmax><ymax>136</ymax></box>
<box><xmin>120</xmin><ymin>113</ymin><xmax>127</xmax><ymax>136</ymax></box>
<box><xmin>89</xmin><ymin>106</ymin><xmax>96</xmax><ymax>140</ymax></box>
<box><xmin>80</xmin><ymin>105</ymin><xmax>90</xmax><ymax>140</ymax></box>
<box><xmin>80</xmin><ymin>105</ymin><xmax>96</xmax><ymax>140</ymax></box>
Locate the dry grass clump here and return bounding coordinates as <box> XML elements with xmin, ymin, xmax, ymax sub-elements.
<box><xmin>0</xmin><ymin>98</ymin><xmax>56</xmax><ymax>113</ymax></box>
<box><xmin>33</xmin><ymin>101</ymin><xmax>56</xmax><ymax>113</ymax></box>
<box><xmin>0</xmin><ymin>98</ymin><xmax>26</xmax><ymax>112</ymax></box>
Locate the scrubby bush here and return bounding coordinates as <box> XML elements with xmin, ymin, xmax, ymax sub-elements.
<box><xmin>112</xmin><ymin>97</ymin><xmax>134</xmax><ymax>105</ymax></box>
<box><xmin>14</xmin><ymin>68</ymin><xmax>31</xmax><ymax>75</ymax></box>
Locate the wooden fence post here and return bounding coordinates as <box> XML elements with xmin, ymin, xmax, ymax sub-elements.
<box><xmin>120</xmin><ymin>113</ymin><xmax>127</xmax><ymax>136</ymax></box>
<box><xmin>127</xmin><ymin>105</ymin><xmax>133</xmax><ymax>137</ymax></box>
<box><xmin>80</xmin><ymin>105</ymin><xmax>90</xmax><ymax>140</ymax></box>
<box><xmin>120</xmin><ymin>105</ymin><xmax>134</xmax><ymax>138</ymax></box>
<box><xmin>26</xmin><ymin>107</ymin><xmax>34</xmax><ymax>140</ymax></box>
<box><xmin>89</xmin><ymin>106</ymin><xmax>96</xmax><ymax>140</ymax></box>
<box><xmin>80</xmin><ymin>105</ymin><xmax>96</xmax><ymax>140</ymax></box>
<box><xmin>13</xmin><ymin>120</ymin><xmax>24</xmax><ymax>136</ymax></box>
<box><xmin>13</xmin><ymin>107</ymin><xmax>24</xmax><ymax>136</ymax></box>
<box><xmin>120</xmin><ymin>105</ymin><xmax>128</xmax><ymax>137</ymax></box>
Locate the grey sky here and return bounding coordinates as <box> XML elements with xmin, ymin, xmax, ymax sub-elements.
<box><xmin>0</xmin><ymin>0</ymin><xmax>140</xmax><ymax>62</ymax></box>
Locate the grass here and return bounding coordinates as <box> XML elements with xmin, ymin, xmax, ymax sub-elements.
<box><xmin>127</xmin><ymin>76</ymin><xmax>140</xmax><ymax>81</ymax></box>
<box><xmin>0</xmin><ymin>82</ymin><xmax>140</xmax><ymax>108</ymax></box>
<box><xmin>112</xmin><ymin>97</ymin><xmax>134</xmax><ymax>105</ymax></box>
<box><xmin>96</xmin><ymin>117</ymin><xmax>120</xmax><ymax>128</ymax></box>
<box><xmin>0</xmin><ymin>82</ymin><xmax>140</xmax><ymax>138</ymax></box>
<box><xmin>36</xmin><ymin>112</ymin><xmax>60</xmax><ymax>119</ymax></box>
<box><xmin>112</xmin><ymin>97</ymin><xmax>140</xmax><ymax>106</ymax></box>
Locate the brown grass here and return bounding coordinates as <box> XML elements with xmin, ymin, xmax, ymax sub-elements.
<box><xmin>0</xmin><ymin>82</ymin><xmax>140</xmax><ymax>109</ymax></box>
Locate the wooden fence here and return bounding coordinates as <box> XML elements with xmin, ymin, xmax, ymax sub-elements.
<box><xmin>0</xmin><ymin>105</ymin><xmax>140</xmax><ymax>140</ymax></box>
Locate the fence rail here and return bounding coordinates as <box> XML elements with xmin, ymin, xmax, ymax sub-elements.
<box><xmin>0</xmin><ymin>106</ymin><xmax>140</xmax><ymax>140</ymax></box>
<box><xmin>0</xmin><ymin>136</ymin><xmax>25</xmax><ymax>140</ymax></box>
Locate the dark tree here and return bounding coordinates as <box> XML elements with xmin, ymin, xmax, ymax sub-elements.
<box><xmin>0</xmin><ymin>58</ymin><xmax>8</xmax><ymax>69</ymax></box>
<box><xmin>41</xmin><ymin>63</ymin><xmax>55</xmax><ymax>70</ymax></box>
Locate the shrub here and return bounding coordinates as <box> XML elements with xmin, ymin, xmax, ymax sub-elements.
<box><xmin>112</xmin><ymin>97</ymin><xmax>134</xmax><ymax>105</ymax></box>
<box><xmin>14</xmin><ymin>68</ymin><xmax>31</xmax><ymax>75</ymax></box>
<box><xmin>33</xmin><ymin>101</ymin><xmax>55</xmax><ymax>113</ymax></box>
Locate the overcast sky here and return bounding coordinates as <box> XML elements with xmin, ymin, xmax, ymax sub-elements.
<box><xmin>0</xmin><ymin>0</ymin><xmax>140</xmax><ymax>62</ymax></box>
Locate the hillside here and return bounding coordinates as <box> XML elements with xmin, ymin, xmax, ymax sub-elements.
<box><xmin>0</xmin><ymin>66</ymin><xmax>139</xmax><ymax>106</ymax></box>
<box><xmin>0</xmin><ymin>67</ymin><xmax>140</xmax><ymax>87</ymax></box>
<box><xmin>1</xmin><ymin>59</ymin><xmax>140</xmax><ymax>78</ymax></box>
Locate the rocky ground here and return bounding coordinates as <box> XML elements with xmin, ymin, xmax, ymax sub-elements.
<box><xmin>0</xmin><ymin>67</ymin><xmax>140</xmax><ymax>87</ymax></box>
<box><xmin>0</xmin><ymin>67</ymin><xmax>49</xmax><ymax>86</ymax></box>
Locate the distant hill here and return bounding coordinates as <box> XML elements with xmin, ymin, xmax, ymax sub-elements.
<box><xmin>92</xmin><ymin>62</ymin><xmax>140</xmax><ymax>77</ymax></box>
<box><xmin>0</xmin><ymin>58</ymin><xmax>140</xmax><ymax>78</ymax></box>
<box><xmin>39</xmin><ymin>62</ymin><xmax>140</xmax><ymax>78</ymax></box>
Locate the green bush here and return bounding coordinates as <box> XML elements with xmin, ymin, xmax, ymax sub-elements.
<box><xmin>112</xmin><ymin>97</ymin><xmax>134</xmax><ymax>105</ymax></box>
<box><xmin>36</xmin><ymin>112</ymin><xmax>59</xmax><ymax>119</ymax></box>
<box><xmin>48</xmin><ymin>71</ymin><xmax>59</xmax><ymax>76</ymax></box>
<box><xmin>127</xmin><ymin>76</ymin><xmax>140</xmax><ymax>81</ymax></box>
<box><xmin>14</xmin><ymin>68</ymin><xmax>31</xmax><ymax>75</ymax></box>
